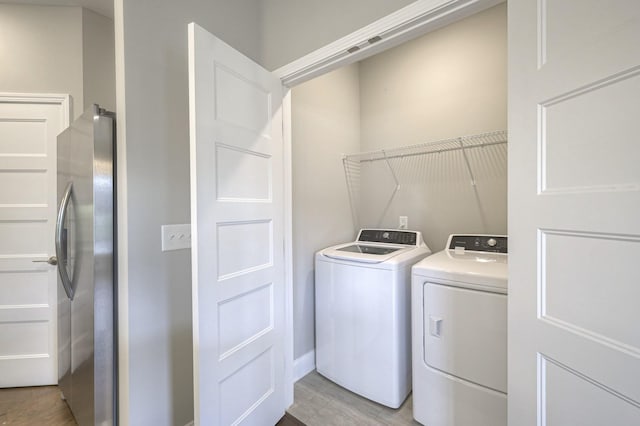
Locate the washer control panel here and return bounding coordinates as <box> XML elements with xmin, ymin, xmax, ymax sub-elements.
<box><xmin>358</xmin><ymin>229</ymin><xmax>418</xmax><ymax>245</ymax></box>
<box><xmin>448</xmin><ymin>235</ymin><xmax>508</xmax><ymax>253</ymax></box>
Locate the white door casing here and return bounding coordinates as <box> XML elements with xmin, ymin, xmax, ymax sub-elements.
<box><xmin>188</xmin><ymin>23</ymin><xmax>286</xmax><ymax>425</ymax></box>
<box><xmin>508</xmin><ymin>1</ymin><xmax>640</xmax><ymax>425</ymax></box>
<box><xmin>0</xmin><ymin>93</ymin><xmax>69</xmax><ymax>387</ymax></box>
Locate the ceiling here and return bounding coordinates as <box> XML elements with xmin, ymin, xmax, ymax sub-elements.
<box><xmin>8</xmin><ymin>0</ymin><xmax>114</xmax><ymax>18</ymax></box>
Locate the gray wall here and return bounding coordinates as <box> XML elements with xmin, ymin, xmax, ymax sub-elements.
<box><xmin>291</xmin><ymin>63</ymin><xmax>361</xmax><ymax>359</ymax></box>
<box><xmin>116</xmin><ymin>0</ymin><xmax>505</xmax><ymax>422</ymax></box>
<box><xmin>82</xmin><ymin>8</ymin><xmax>116</xmax><ymax>113</ymax></box>
<box><xmin>359</xmin><ymin>4</ymin><xmax>507</xmax><ymax>152</ymax></box>
<box><xmin>358</xmin><ymin>3</ymin><xmax>507</xmax><ymax>252</ymax></box>
<box><xmin>0</xmin><ymin>4</ymin><xmax>84</xmax><ymax>116</ymax></box>
<box><xmin>116</xmin><ymin>0</ymin><xmax>261</xmax><ymax>424</ymax></box>
<box><xmin>116</xmin><ymin>0</ymin><xmax>434</xmax><ymax>421</ymax></box>
<box><xmin>0</xmin><ymin>4</ymin><xmax>115</xmax><ymax>118</ymax></box>
<box><xmin>290</xmin><ymin>3</ymin><xmax>507</xmax><ymax>359</ymax></box>
<box><xmin>259</xmin><ymin>0</ymin><xmax>415</xmax><ymax>70</ymax></box>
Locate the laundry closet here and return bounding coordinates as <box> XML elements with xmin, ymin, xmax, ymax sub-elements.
<box><xmin>289</xmin><ymin>1</ymin><xmax>507</xmax><ymax>418</ymax></box>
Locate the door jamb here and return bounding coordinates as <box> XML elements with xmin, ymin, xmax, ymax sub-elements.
<box><xmin>277</xmin><ymin>0</ymin><xmax>504</xmax><ymax>407</ymax></box>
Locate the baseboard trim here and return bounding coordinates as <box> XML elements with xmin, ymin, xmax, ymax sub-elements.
<box><xmin>293</xmin><ymin>350</ymin><xmax>315</xmax><ymax>382</ymax></box>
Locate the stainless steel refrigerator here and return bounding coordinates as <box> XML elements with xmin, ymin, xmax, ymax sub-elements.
<box><xmin>56</xmin><ymin>104</ymin><xmax>116</xmax><ymax>425</ymax></box>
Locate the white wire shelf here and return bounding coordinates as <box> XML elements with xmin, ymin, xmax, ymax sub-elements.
<box><xmin>341</xmin><ymin>130</ymin><xmax>508</xmax><ymax>230</ymax></box>
<box><xmin>343</xmin><ymin>130</ymin><xmax>507</xmax><ymax>163</ymax></box>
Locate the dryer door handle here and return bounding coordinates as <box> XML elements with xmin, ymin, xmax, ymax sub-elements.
<box><xmin>429</xmin><ymin>316</ymin><xmax>443</xmax><ymax>337</ymax></box>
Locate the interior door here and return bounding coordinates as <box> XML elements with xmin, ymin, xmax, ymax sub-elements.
<box><xmin>508</xmin><ymin>1</ymin><xmax>640</xmax><ymax>425</ymax></box>
<box><xmin>188</xmin><ymin>23</ymin><xmax>286</xmax><ymax>425</ymax></box>
<box><xmin>0</xmin><ymin>94</ymin><xmax>68</xmax><ymax>387</ymax></box>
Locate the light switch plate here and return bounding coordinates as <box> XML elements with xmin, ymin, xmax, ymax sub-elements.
<box><xmin>161</xmin><ymin>224</ymin><xmax>191</xmax><ymax>251</ymax></box>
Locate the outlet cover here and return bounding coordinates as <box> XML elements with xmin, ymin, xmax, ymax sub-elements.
<box><xmin>161</xmin><ymin>224</ymin><xmax>191</xmax><ymax>251</ymax></box>
<box><xmin>399</xmin><ymin>216</ymin><xmax>408</xmax><ymax>229</ymax></box>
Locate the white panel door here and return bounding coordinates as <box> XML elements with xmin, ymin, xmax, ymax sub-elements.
<box><xmin>0</xmin><ymin>94</ymin><xmax>69</xmax><ymax>387</ymax></box>
<box><xmin>509</xmin><ymin>1</ymin><xmax>640</xmax><ymax>425</ymax></box>
<box><xmin>188</xmin><ymin>23</ymin><xmax>285</xmax><ymax>425</ymax></box>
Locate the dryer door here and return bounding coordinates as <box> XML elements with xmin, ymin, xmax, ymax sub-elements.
<box><xmin>424</xmin><ymin>282</ymin><xmax>507</xmax><ymax>393</ymax></box>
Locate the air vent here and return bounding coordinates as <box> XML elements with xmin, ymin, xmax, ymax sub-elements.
<box><xmin>368</xmin><ymin>36</ymin><xmax>382</xmax><ymax>44</ymax></box>
<box><xmin>347</xmin><ymin>46</ymin><xmax>360</xmax><ymax>54</ymax></box>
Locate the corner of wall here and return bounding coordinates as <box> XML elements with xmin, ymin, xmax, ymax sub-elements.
<box><xmin>293</xmin><ymin>350</ymin><xmax>316</xmax><ymax>382</ymax></box>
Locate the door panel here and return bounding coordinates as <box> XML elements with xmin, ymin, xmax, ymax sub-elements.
<box><xmin>188</xmin><ymin>23</ymin><xmax>285</xmax><ymax>425</ymax></box>
<box><xmin>0</xmin><ymin>119</ymin><xmax>47</xmax><ymax>154</ymax></box>
<box><xmin>540</xmin><ymin>356</ymin><xmax>640</xmax><ymax>426</ymax></box>
<box><xmin>0</xmin><ymin>95</ymin><xmax>68</xmax><ymax>387</ymax></box>
<box><xmin>508</xmin><ymin>1</ymin><xmax>640</xmax><ymax>424</ymax></box>
<box><xmin>541</xmin><ymin>231</ymin><xmax>640</xmax><ymax>351</ymax></box>
<box><xmin>540</xmin><ymin>72</ymin><xmax>640</xmax><ymax>193</ymax></box>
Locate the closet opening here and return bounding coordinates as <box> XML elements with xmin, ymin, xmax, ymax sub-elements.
<box><xmin>286</xmin><ymin>3</ymin><xmax>507</xmax><ymax>424</ymax></box>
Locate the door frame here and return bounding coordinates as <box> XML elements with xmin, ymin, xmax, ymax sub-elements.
<box><xmin>276</xmin><ymin>0</ymin><xmax>503</xmax><ymax>405</ymax></box>
<box><xmin>274</xmin><ymin>0</ymin><xmax>503</xmax><ymax>86</ymax></box>
<box><xmin>0</xmin><ymin>93</ymin><xmax>71</xmax><ymax>124</ymax></box>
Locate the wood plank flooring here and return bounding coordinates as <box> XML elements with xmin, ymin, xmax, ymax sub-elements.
<box><xmin>2</xmin><ymin>373</ymin><xmax>417</xmax><ymax>425</ymax></box>
<box><xmin>287</xmin><ymin>371</ymin><xmax>420</xmax><ymax>426</ymax></box>
<box><xmin>0</xmin><ymin>385</ymin><xmax>76</xmax><ymax>425</ymax></box>
<box><xmin>277</xmin><ymin>412</ymin><xmax>307</xmax><ymax>426</ymax></box>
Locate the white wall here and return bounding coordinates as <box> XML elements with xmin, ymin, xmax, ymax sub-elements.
<box><xmin>82</xmin><ymin>8</ymin><xmax>116</xmax><ymax>113</ymax></box>
<box><xmin>259</xmin><ymin>0</ymin><xmax>415</xmax><ymax>71</ymax></box>
<box><xmin>358</xmin><ymin>3</ymin><xmax>507</xmax><ymax>251</ymax></box>
<box><xmin>0</xmin><ymin>4</ymin><xmax>84</xmax><ymax>117</ymax></box>
<box><xmin>291</xmin><ymin>63</ymin><xmax>361</xmax><ymax>359</ymax></box>
<box><xmin>115</xmin><ymin>0</ymin><xmax>261</xmax><ymax>424</ymax></box>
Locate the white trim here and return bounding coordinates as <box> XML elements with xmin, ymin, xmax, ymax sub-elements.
<box><xmin>282</xmin><ymin>88</ymin><xmax>294</xmax><ymax>407</ymax></box>
<box><xmin>114</xmin><ymin>0</ymin><xmax>130</xmax><ymax>424</ymax></box>
<box><xmin>293</xmin><ymin>350</ymin><xmax>316</xmax><ymax>382</ymax></box>
<box><xmin>0</xmin><ymin>92</ymin><xmax>71</xmax><ymax>127</ymax></box>
<box><xmin>274</xmin><ymin>0</ymin><xmax>504</xmax><ymax>87</ymax></box>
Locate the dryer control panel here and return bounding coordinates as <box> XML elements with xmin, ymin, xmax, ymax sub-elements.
<box><xmin>448</xmin><ymin>235</ymin><xmax>508</xmax><ymax>253</ymax></box>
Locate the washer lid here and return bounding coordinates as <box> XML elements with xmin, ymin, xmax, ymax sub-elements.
<box><xmin>321</xmin><ymin>243</ymin><xmax>410</xmax><ymax>264</ymax></box>
<box><xmin>337</xmin><ymin>244</ymin><xmax>402</xmax><ymax>255</ymax></box>
<box><xmin>412</xmin><ymin>249</ymin><xmax>508</xmax><ymax>291</ymax></box>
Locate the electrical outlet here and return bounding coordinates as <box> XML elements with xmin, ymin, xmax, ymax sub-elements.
<box><xmin>161</xmin><ymin>224</ymin><xmax>191</xmax><ymax>251</ymax></box>
<box><xmin>399</xmin><ymin>216</ymin><xmax>408</xmax><ymax>229</ymax></box>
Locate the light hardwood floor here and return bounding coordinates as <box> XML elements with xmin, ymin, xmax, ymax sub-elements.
<box><xmin>0</xmin><ymin>385</ymin><xmax>76</xmax><ymax>425</ymax></box>
<box><xmin>288</xmin><ymin>371</ymin><xmax>420</xmax><ymax>426</ymax></box>
<box><xmin>3</xmin><ymin>374</ymin><xmax>418</xmax><ymax>425</ymax></box>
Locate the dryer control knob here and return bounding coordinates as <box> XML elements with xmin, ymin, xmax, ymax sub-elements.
<box><xmin>487</xmin><ymin>238</ymin><xmax>497</xmax><ymax>247</ymax></box>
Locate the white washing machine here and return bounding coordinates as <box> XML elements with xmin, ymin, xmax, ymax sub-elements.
<box><xmin>411</xmin><ymin>234</ymin><xmax>508</xmax><ymax>426</ymax></box>
<box><xmin>315</xmin><ymin>229</ymin><xmax>431</xmax><ymax>408</ymax></box>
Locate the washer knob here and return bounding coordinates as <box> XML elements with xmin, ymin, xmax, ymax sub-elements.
<box><xmin>487</xmin><ymin>238</ymin><xmax>497</xmax><ymax>247</ymax></box>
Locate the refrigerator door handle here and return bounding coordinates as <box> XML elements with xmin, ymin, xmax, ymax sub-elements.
<box><xmin>56</xmin><ymin>182</ymin><xmax>75</xmax><ymax>300</ymax></box>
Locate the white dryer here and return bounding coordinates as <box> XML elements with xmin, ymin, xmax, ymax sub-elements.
<box><xmin>315</xmin><ymin>229</ymin><xmax>431</xmax><ymax>408</ymax></box>
<box><xmin>411</xmin><ymin>234</ymin><xmax>508</xmax><ymax>426</ymax></box>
